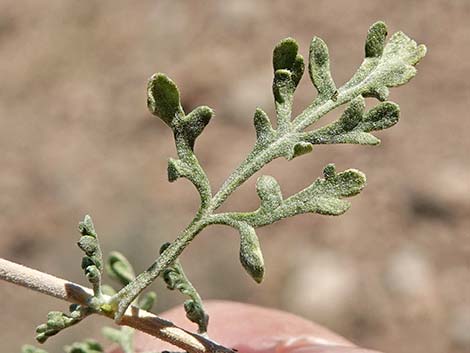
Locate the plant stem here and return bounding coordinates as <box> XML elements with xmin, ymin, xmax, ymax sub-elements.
<box><xmin>0</xmin><ymin>258</ymin><xmax>233</xmax><ymax>353</ymax></box>
<box><xmin>114</xmin><ymin>218</ymin><xmax>208</xmax><ymax>319</ymax></box>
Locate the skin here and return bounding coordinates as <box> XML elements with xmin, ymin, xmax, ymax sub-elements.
<box><xmin>107</xmin><ymin>300</ymin><xmax>382</xmax><ymax>353</ymax></box>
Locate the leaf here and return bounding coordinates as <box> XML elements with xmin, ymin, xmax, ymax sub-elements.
<box><xmin>183</xmin><ymin>299</ymin><xmax>209</xmax><ymax>334</ymax></box>
<box><xmin>283</xmin><ymin>140</ymin><xmax>314</xmax><ymax>160</ymax></box>
<box><xmin>253</xmin><ymin>108</ymin><xmax>274</xmax><ymax>143</ymax></box>
<box><xmin>35</xmin><ymin>308</ymin><xmax>87</xmax><ymax>344</ymax></box>
<box><xmin>78</xmin><ymin>215</ymin><xmax>97</xmax><ymax>238</ymax></box>
<box><xmin>225</xmin><ymin>165</ymin><xmax>367</xmax><ymax>227</ymax></box>
<box><xmin>138</xmin><ymin>291</ymin><xmax>157</xmax><ymax>311</ymax></box>
<box><xmin>273</xmin><ymin>38</ymin><xmax>305</xmax><ymax>86</ymax></box>
<box><xmin>309</xmin><ymin>37</ymin><xmax>337</xmax><ymax>99</ymax></box>
<box><xmin>303</xmin><ymin>97</ymin><xmax>400</xmax><ymax>145</ymax></box>
<box><xmin>147</xmin><ymin>73</ymin><xmax>184</xmax><ymax>127</ymax></box>
<box><xmin>282</xmin><ymin>164</ymin><xmax>366</xmax><ymax>216</ymax></box>
<box><xmin>179</xmin><ymin>105</ymin><xmax>214</xmax><ymax>149</ymax></box>
<box><xmin>238</xmin><ymin>222</ymin><xmax>265</xmax><ymax>283</ymax></box>
<box><xmin>167</xmin><ymin>158</ymin><xmax>191</xmax><ymax>182</ymax></box>
<box><xmin>256</xmin><ymin>175</ymin><xmax>283</xmax><ymax>210</ymax></box>
<box><xmin>105</xmin><ymin>251</ymin><xmax>136</xmax><ymax>286</ymax></box>
<box><xmin>272</xmin><ymin>38</ymin><xmax>304</xmax><ymax>132</ymax></box>
<box><xmin>345</xmin><ymin>21</ymin><xmax>426</xmax><ymax>100</ymax></box>
<box><xmin>362</xmin><ymin>101</ymin><xmax>400</xmax><ymax>131</ymax></box>
<box><xmin>77</xmin><ymin>215</ymin><xmax>103</xmax><ymax>288</ymax></box>
<box><xmin>365</xmin><ymin>21</ymin><xmax>388</xmax><ymax>58</ymax></box>
<box><xmin>273</xmin><ymin>38</ymin><xmax>299</xmax><ymax>72</ymax></box>
<box><xmin>273</xmin><ymin>69</ymin><xmax>295</xmax><ymax>103</ymax></box>
<box><xmin>159</xmin><ymin>243</ymin><xmax>209</xmax><ymax>333</ymax></box>
<box><xmin>338</xmin><ymin>96</ymin><xmax>366</xmax><ymax>131</ymax></box>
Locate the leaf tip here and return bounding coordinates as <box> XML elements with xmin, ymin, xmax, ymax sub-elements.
<box><xmin>365</xmin><ymin>21</ymin><xmax>388</xmax><ymax>58</ymax></box>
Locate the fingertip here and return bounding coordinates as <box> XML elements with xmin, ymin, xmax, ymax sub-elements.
<box><xmin>132</xmin><ymin>300</ymin><xmax>356</xmax><ymax>353</ymax></box>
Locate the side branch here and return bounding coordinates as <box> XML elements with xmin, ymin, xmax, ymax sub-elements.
<box><xmin>0</xmin><ymin>258</ymin><xmax>232</xmax><ymax>353</ymax></box>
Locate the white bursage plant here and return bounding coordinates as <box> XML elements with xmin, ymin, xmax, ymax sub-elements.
<box><xmin>0</xmin><ymin>21</ymin><xmax>425</xmax><ymax>353</ymax></box>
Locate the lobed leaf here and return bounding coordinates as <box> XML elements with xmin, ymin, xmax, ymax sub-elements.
<box><xmin>345</xmin><ymin>21</ymin><xmax>426</xmax><ymax>101</ymax></box>
<box><xmin>238</xmin><ymin>222</ymin><xmax>265</xmax><ymax>283</ymax></box>
<box><xmin>147</xmin><ymin>73</ymin><xmax>184</xmax><ymax>126</ymax></box>
<box><xmin>180</xmin><ymin>106</ymin><xmax>214</xmax><ymax>149</ymax></box>
<box><xmin>159</xmin><ymin>243</ymin><xmax>209</xmax><ymax>333</ymax></box>
<box><xmin>223</xmin><ymin>165</ymin><xmax>366</xmax><ymax>228</ymax></box>
<box><xmin>302</xmin><ymin>96</ymin><xmax>400</xmax><ymax>145</ymax></box>
<box><xmin>273</xmin><ymin>38</ymin><xmax>304</xmax><ymax>87</ymax></box>
<box><xmin>308</xmin><ymin>37</ymin><xmax>337</xmax><ymax>99</ymax></box>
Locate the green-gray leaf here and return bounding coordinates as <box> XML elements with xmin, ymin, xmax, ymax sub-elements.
<box><xmin>345</xmin><ymin>22</ymin><xmax>426</xmax><ymax>100</ymax></box>
<box><xmin>309</xmin><ymin>37</ymin><xmax>337</xmax><ymax>99</ymax></box>
<box><xmin>302</xmin><ymin>96</ymin><xmax>400</xmax><ymax>145</ymax></box>
<box><xmin>147</xmin><ymin>73</ymin><xmax>184</xmax><ymax>126</ymax></box>
<box><xmin>238</xmin><ymin>222</ymin><xmax>264</xmax><ymax>283</ymax></box>
<box><xmin>365</xmin><ymin>21</ymin><xmax>387</xmax><ymax>58</ymax></box>
<box><xmin>105</xmin><ymin>251</ymin><xmax>136</xmax><ymax>286</ymax></box>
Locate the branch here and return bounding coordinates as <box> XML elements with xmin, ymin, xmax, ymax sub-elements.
<box><xmin>0</xmin><ymin>258</ymin><xmax>233</xmax><ymax>353</ymax></box>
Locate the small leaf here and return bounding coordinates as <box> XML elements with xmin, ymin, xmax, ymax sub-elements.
<box><xmin>287</xmin><ymin>165</ymin><xmax>366</xmax><ymax>216</ymax></box>
<box><xmin>77</xmin><ymin>236</ymin><xmax>99</xmax><ymax>257</ymax></box>
<box><xmin>338</xmin><ymin>96</ymin><xmax>365</xmax><ymax>131</ymax></box>
<box><xmin>78</xmin><ymin>215</ymin><xmax>97</xmax><ymax>237</ymax></box>
<box><xmin>159</xmin><ymin>242</ymin><xmax>208</xmax><ymax>333</ymax></box>
<box><xmin>35</xmin><ymin>308</ymin><xmax>86</xmax><ymax>343</ymax></box>
<box><xmin>105</xmin><ymin>251</ymin><xmax>136</xmax><ymax>286</ymax></box>
<box><xmin>138</xmin><ymin>291</ymin><xmax>157</xmax><ymax>311</ymax></box>
<box><xmin>147</xmin><ymin>73</ymin><xmax>184</xmax><ymax>126</ymax></box>
<box><xmin>302</xmin><ymin>99</ymin><xmax>399</xmax><ymax>146</ymax></box>
<box><xmin>256</xmin><ymin>175</ymin><xmax>283</xmax><ymax>210</ymax></box>
<box><xmin>167</xmin><ymin>158</ymin><xmax>191</xmax><ymax>182</ymax></box>
<box><xmin>273</xmin><ymin>38</ymin><xmax>299</xmax><ymax>71</ymax></box>
<box><xmin>362</xmin><ymin>101</ymin><xmax>400</xmax><ymax>131</ymax></box>
<box><xmin>344</xmin><ymin>22</ymin><xmax>426</xmax><ymax>99</ymax></box>
<box><xmin>253</xmin><ymin>108</ymin><xmax>274</xmax><ymax>143</ymax></box>
<box><xmin>238</xmin><ymin>222</ymin><xmax>265</xmax><ymax>283</ymax></box>
<box><xmin>273</xmin><ymin>69</ymin><xmax>294</xmax><ymax>103</ymax></box>
<box><xmin>323</xmin><ymin>163</ymin><xmax>336</xmax><ymax>179</ymax></box>
<box><xmin>184</xmin><ymin>299</ymin><xmax>209</xmax><ymax>334</ymax></box>
<box><xmin>284</xmin><ymin>141</ymin><xmax>314</xmax><ymax>160</ymax></box>
<box><xmin>291</xmin><ymin>54</ymin><xmax>305</xmax><ymax>87</ymax></box>
<box><xmin>309</xmin><ymin>37</ymin><xmax>337</xmax><ymax>99</ymax></box>
<box><xmin>272</xmin><ymin>38</ymin><xmax>304</xmax><ymax>99</ymax></box>
<box><xmin>365</xmin><ymin>21</ymin><xmax>388</xmax><ymax>58</ymax></box>
<box><xmin>291</xmin><ymin>141</ymin><xmax>313</xmax><ymax>159</ymax></box>
<box><xmin>180</xmin><ymin>105</ymin><xmax>214</xmax><ymax>149</ymax></box>
<box><xmin>365</xmin><ymin>85</ymin><xmax>389</xmax><ymax>101</ymax></box>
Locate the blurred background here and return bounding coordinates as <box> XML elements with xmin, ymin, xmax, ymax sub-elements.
<box><xmin>0</xmin><ymin>1</ymin><xmax>469</xmax><ymax>353</ymax></box>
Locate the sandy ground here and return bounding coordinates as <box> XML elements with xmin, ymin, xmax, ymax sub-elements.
<box><xmin>0</xmin><ymin>1</ymin><xmax>469</xmax><ymax>353</ymax></box>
